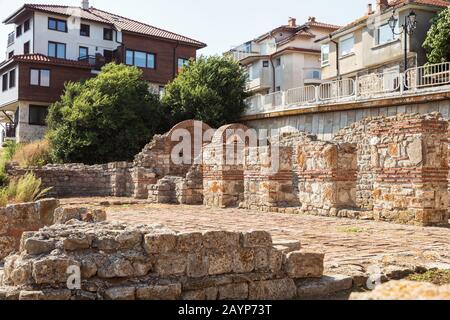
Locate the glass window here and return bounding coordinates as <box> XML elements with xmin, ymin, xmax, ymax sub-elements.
<box><xmin>24</xmin><ymin>19</ymin><xmax>30</xmax><ymax>32</ymax></box>
<box><xmin>177</xmin><ymin>58</ymin><xmax>188</xmax><ymax>72</ymax></box>
<box><xmin>8</xmin><ymin>51</ymin><xmax>14</xmax><ymax>59</ymax></box>
<box><xmin>2</xmin><ymin>73</ymin><xmax>8</xmax><ymax>92</ymax></box>
<box><xmin>79</xmin><ymin>47</ymin><xmax>88</xmax><ymax>58</ymax></box>
<box><xmin>340</xmin><ymin>36</ymin><xmax>354</xmax><ymax>57</ymax></box>
<box><xmin>134</xmin><ymin>52</ymin><xmax>146</xmax><ymax>68</ymax></box>
<box><xmin>378</xmin><ymin>22</ymin><xmax>397</xmax><ymax>45</ymax></box>
<box><xmin>263</xmin><ymin>61</ymin><xmax>269</xmax><ymax>68</ymax></box>
<box><xmin>126</xmin><ymin>50</ymin><xmax>134</xmax><ymax>65</ymax></box>
<box><xmin>321</xmin><ymin>44</ymin><xmax>330</xmax><ymax>65</ymax></box>
<box><xmin>16</xmin><ymin>25</ymin><xmax>22</xmax><ymax>37</ymax></box>
<box><xmin>48</xmin><ymin>18</ymin><xmax>67</xmax><ymax>32</ymax></box>
<box><xmin>24</xmin><ymin>41</ymin><xmax>30</xmax><ymax>54</ymax></box>
<box><xmin>147</xmin><ymin>54</ymin><xmax>156</xmax><ymax>69</ymax></box>
<box><xmin>49</xmin><ymin>42</ymin><xmax>66</xmax><ymax>59</ymax></box>
<box><xmin>29</xmin><ymin>106</ymin><xmax>48</xmax><ymax>126</ymax></box>
<box><xmin>30</xmin><ymin>69</ymin><xmax>39</xmax><ymax>85</ymax></box>
<box><xmin>80</xmin><ymin>24</ymin><xmax>90</xmax><ymax>37</ymax></box>
<box><xmin>275</xmin><ymin>58</ymin><xmax>281</xmax><ymax>67</ymax></box>
<box><xmin>40</xmin><ymin>70</ymin><xmax>50</xmax><ymax>87</ymax></box>
<box><xmin>9</xmin><ymin>69</ymin><xmax>15</xmax><ymax>89</ymax></box>
<box><xmin>103</xmin><ymin>28</ymin><xmax>113</xmax><ymax>41</ymax></box>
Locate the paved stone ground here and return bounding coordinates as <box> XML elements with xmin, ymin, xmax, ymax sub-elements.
<box><xmin>61</xmin><ymin>198</ymin><xmax>450</xmax><ymax>277</ymax></box>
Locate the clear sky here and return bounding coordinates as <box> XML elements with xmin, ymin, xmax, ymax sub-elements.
<box><xmin>0</xmin><ymin>0</ymin><xmax>372</xmax><ymax>56</ymax></box>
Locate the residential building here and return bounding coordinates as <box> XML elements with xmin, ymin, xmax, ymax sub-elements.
<box><xmin>0</xmin><ymin>1</ymin><xmax>206</xmax><ymax>143</ymax></box>
<box><xmin>226</xmin><ymin>17</ymin><xmax>340</xmax><ymax>96</ymax></box>
<box><xmin>318</xmin><ymin>0</ymin><xmax>449</xmax><ymax>81</ymax></box>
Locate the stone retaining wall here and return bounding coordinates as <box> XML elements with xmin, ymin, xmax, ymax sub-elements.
<box><xmin>0</xmin><ymin>222</ymin><xmax>328</xmax><ymax>300</ymax></box>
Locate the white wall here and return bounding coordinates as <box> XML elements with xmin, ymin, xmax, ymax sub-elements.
<box><xmin>5</xmin><ymin>14</ymin><xmax>34</xmax><ymax>58</ymax></box>
<box><xmin>0</xmin><ymin>65</ymin><xmax>19</xmax><ymax>108</ymax></box>
<box><xmin>33</xmin><ymin>11</ymin><xmax>122</xmax><ymax>60</ymax></box>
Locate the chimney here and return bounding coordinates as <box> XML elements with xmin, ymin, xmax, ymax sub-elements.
<box><xmin>376</xmin><ymin>0</ymin><xmax>389</xmax><ymax>11</ymax></box>
<box><xmin>288</xmin><ymin>17</ymin><xmax>297</xmax><ymax>27</ymax></box>
<box><xmin>367</xmin><ymin>3</ymin><xmax>374</xmax><ymax>15</ymax></box>
<box><xmin>81</xmin><ymin>0</ymin><xmax>89</xmax><ymax>10</ymax></box>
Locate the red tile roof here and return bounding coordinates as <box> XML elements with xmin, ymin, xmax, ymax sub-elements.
<box><xmin>4</xmin><ymin>4</ymin><xmax>206</xmax><ymax>48</ymax></box>
<box><xmin>12</xmin><ymin>54</ymin><xmax>92</xmax><ymax>68</ymax></box>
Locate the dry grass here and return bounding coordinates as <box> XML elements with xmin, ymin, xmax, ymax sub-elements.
<box><xmin>0</xmin><ymin>172</ymin><xmax>52</xmax><ymax>207</ymax></box>
<box><xmin>12</xmin><ymin>139</ymin><xmax>52</xmax><ymax>167</ymax></box>
<box><xmin>407</xmin><ymin>270</ymin><xmax>450</xmax><ymax>286</ymax></box>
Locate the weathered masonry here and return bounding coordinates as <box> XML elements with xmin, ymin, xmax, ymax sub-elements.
<box><xmin>7</xmin><ymin>114</ymin><xmax>450</xmax><ymax>227</ymax></box>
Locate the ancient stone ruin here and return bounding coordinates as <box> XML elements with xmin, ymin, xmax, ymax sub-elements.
<box><xmin>0</xmin><ymin>221</ymin><xmax>349</xmax><ymax>300</ymax></box>
<box><xmin>7</xmin><ymin>113</ymin><xmax>450</xmax><ymax>227</ymax></box>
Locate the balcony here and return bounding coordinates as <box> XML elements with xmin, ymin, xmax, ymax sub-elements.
<box><xmin>7</xmin><ymin>32</ymin><xmax>14</xmax><ymax>47</ymax></box>
<box><xmin>246</xmin><ymin>69</ymin><xmax>272</xmax><ymax>93</ymax></box>
<box><xmin>78</xmin><ymin>54</ymin><xmax>107</xmax><ymax>71</ymax></box>
<box><xmin>304</xmin><ymin>69</ymin><xmax>322</xmax><ymax>85</ymax></box>
<box><xmin>244</xmin><ymin>62</ymin><xmax>450</xmax><ymax>116</ymax></box>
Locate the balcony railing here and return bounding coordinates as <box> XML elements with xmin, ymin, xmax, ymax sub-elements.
<box><xmin>244</xmin><ymin>62</ymin><xmax>450</xmax><ymax>115</ymax></box>
<box><xmin>7</xmin><ymin>32</ymin><xmax>14</xmax><ymax>47</ymax></box>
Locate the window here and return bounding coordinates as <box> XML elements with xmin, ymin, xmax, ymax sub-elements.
<box><xmin>321</xmin><ymin>44</ymin><xmax>330</xmax><ymax>66</ymax></box>
<box><xmin>9</xmin><ymin>69</ymin><xmax>16</xmax><ymax>89</ymax></box>
<box><xmin>263</xmin><ymin>61</ymin><xmax>269</xmax><ymax>68</ymax></box>
<box><xmin>177</xmin><ymin>58</ymin><xmax>189</xmax><ymax>72</ymax></box>
<box><xmin>340</xmin><ymin>35</ymin><xmax>354</xmax><ymax>57</ymax></box>
<box><xmin>29</xmin><ymin>106</ymin><xmax>48</xmax><ymax>126</ymax></box>
<box><xmin>103</xmin><ymin>28</ymin><xmax>113</xmax><ymax>41</ymax></box>
<box><xmin>30</xmin><ymin>69</ymin><xmax>50</xmax><ymax>87</ymax></box>
<box><xmin>24</xmin><ymin>19</ymin><xmax>30</xmax><ymax>32</ymax></box>
<box><xmin>377</xmin><ymin>22</ymin><xmax>397</xmax><ymax>45</ymax></box>
<box><xmin>275</xmin><ymin>86</ymin><xmax>281</xmax><ymax>92</ymax></box>
<box><xmin>48</xmin><ymin>42</ymin><xmax>66</xmax><ymax>59</ymax></box>
<box><xmin>16</xmin><ymin>25</ymin><xmax>22</xmax><ymax>38</ymax></box>
<box><xmin>24</xmin><ymin>41</ymin><xmax>30</xmax><ymax>54</ymax></box>
<box><xmin>8</xmin><ymin>51</ymin><xmax>14</xmax><ymax>59</ymax></box>
<box><xmin>80</xmin><ymin>24</ymin><xmax>90</xmax><ymax>37</ymax></box>
<box><xmin>2</xmin><ymin>73</ymin><xmax>8</xmax><ymax>92</ymax></box>
<box><xmin>125</xmin><ymin>50</ymin><xmax>156</xmax><ymax>69</ymax></box>
<box><xmin>275</xmin><ymin>58</ymin><xmax>281</xmax><ymax>67</ymax></box>
<box><xmin>48</xmin><ymin>18</ymin><xmax>67</xmax><ymax>32</ymax></box>
<box><xmin>79</xmin><ymin>46</ymin><xmax>88</xmax><ymax>58</ymax></box>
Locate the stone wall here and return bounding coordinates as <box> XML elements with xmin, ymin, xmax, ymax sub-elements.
<box><xmin>0</xmin><ymin>199</ymin><xmax>59</xmax><ymax>260</ymax></box>
<box><xmin>0</xmin><ymin>221</ymin><xmax>328</xmax><ymax>300</ymax></box>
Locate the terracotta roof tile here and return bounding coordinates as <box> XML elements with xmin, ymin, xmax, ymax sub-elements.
<box><xmin>5</xmin><ymin>4</ymin><xmax>206</xmax><ymax>48</ymax></box>
<box><xmin>12</xmin><ymin>54</ymin><xmax>91</xmax><ymax>68</ymax></box>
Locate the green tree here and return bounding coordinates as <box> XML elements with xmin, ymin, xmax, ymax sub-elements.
<box><xmin>47</xmin><ymin>63</ymin><xmax>166</xmax><ymax>164</ymax></box>
<box><xmin>423</xmin><ymin>7</ymin><xmax>450</xmax><ymax>64</ymax></box>
<box><xmin>162</xmin><ymin>55</ymin><xmax>249</xmax><ymax>128</ymax></box>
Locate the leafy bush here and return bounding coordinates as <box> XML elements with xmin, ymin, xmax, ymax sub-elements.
<box><xmin>0</xmin><ymin>173</ymin><xmax>51</xmax><ymax>207</ymax></box>
<box><xmin>162</xmin><ymin>55</ymin><xmax>249</xmax><ymax>128</ymax></box>
<box><xmin>423</xmin><ymin>7</ymin><xmax>450</xmax><ymax>64</ymax></box>
<box><xmin>47</xmin><ymin>63</ymin><xmax>166</xmax><ymax>164</ymax></box>
<box><xmin>12</xmin><ymin>139</ymin><xmax>52</xmax><ymax>167</ymax></box>
<box><xmin>0</xmin><ymin>140</ymin><xmax>18</xmax><ymax>186</ymax></box>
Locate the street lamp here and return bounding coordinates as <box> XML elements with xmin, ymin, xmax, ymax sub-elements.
<box><xmin>388</xmin><ymin>10</ymin><xmax>417</xmax><ymax>72</ymax></box>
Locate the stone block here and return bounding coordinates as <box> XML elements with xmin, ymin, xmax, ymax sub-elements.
<box><xmin>177</xmin><ymin>232</ymin><xmax>203</xmax><ymax>252</ymax></box>
<box><xmin>296</xmin><ymin>274</ymin><xmax>353</xmax><ymax>298</ymax></box>
<box><xmin>182</xmin><ymin>287</ymin><xmax>218</xmax><ymax>300</ymax></box>
<box><xmin>144</xmin><ymin>233</ymin><xmax>177</xmax><ymax>254</ymax></box>
<box><xmin>284</xmin><ymin>251</ymin><xmax>324</xmax><ymax>279</ymax></box>
<box><xmin>248</xmin><ymin>278</ymin><xmax>297</xmax><ymax>300</ymax></box>
<box><xmin>218</xmin><ymin>283</ymin><xmax>249</xmax><ymax>300</ymax></box>
<box><xmin>254</xmin><ymin>248</ymin><xmax>270</xmax><ymax>271</ymax></box>
<box><xmin>241</xmin><ymin>231</ymin><xmax>272</xmax><ymax>248</ymax></box>
<box><xmin>207</xmin><ymin>250</ymin><xmax>233</xmax><ymax>275</ymax></box>
<box><xmin>136</xmin><ymin>283</ymin><xmax>181</xmax><ymax>300</ymax></box>
<box><xmin>104</xmin><ymin>286</ymin><xmax>136</xmax><ymax>300</ymax></box>
<box><xmin>63</xmin><ymin>235</ymin><xmax>91</xmax><ymax>251</ymax></box>
<box><xmin>97</xmin><ymin>256</ymin><xmax>135</xmax><ymax>278</ymax></box>
<box><xmin>203</xmin><ymin>231</ymin><xmax>239</xmax><ymax>250</ymax></box>
<box><xmin>154</xmin><ymin>253</ymin><xmax>187</xmax><ymax>276</ymax></box>
<box><xmin>36</xmin><ymin>199</ymin><xmax>59</xmax><ymax>226</ymax></box>
<box><xmin>53</xmin><ymin>207</ymin><xmax>85</xmax><ymax>224</ymax></box>
<box><xmin>5</xmin><ymin>203</ymin><xmax>40</xmax><ymax>230</ymax></box>
<box><xmin>32</xmin><ymin>256</ymin><xmax>79</xmax><ymax>285</ymax></box>
<box><xmin>233</xmin><ymin>248</ymin><xmax>255</xmax><ymax>273</ymax></box>
<box><xmin>187</xmin><ymin>252</ymin><xmax>209</xmax><ymax>278</ymax></box>
<box><xmin>269</xmin><ymin>249</ymin><xmax>283</xmax><ymax>273</ymax></box>
<box><xmin>24</xmin><ymin>238</ymin><xmax>56</xmax><ymax>255</ymax></box>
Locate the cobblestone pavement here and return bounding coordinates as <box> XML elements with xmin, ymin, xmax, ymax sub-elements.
<box><xmin>61</xmin><ymin>198</ymin><xmax>450</xmax><ymax>273</ymax></box>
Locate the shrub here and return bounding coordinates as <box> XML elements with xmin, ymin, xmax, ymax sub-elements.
<box><xmin>0</xmin><ymin>140</ymin><xmax>18</xmax><ymax>186</ymax></box>
<box><xmin>0</xmin><ymin>173</ymin><xmax>52</xmax><ymax>207</ymax></box>
<box><xmin>162</xmin><ymin>55</ymin><xmax>249</xmax><ymax>128</ymax></box>
<box><xmin>12</xmin><ymin>139</ymin><xmax>52</xmax><ymax>167</ymax></box>
<box><xmin>47</xmin><ymin>63</ymin><xmax>166</xmax><ymax>164</ymax></box>
<box><xmin>423</xmin><ymin>7</ymin><xmax>450</xmax><ymax>64</ymax></box>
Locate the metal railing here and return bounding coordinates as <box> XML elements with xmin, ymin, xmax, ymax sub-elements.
<box><xmin>404</xmin><ymin>62</ymin><xmax>450</xmax><ymax>89</ymax></box>
<box><xmin>244</xmin><ymin>62</ymin><xmax>450</xmax><ymax>115</ymax></box>
<box><xmin>286</xmin><ymin>85</ymin><xmax>316</xmax><ymax>105</ymax></box>
<box><xmin>319</xmin><ymin>79</ymin><xmax>355</xmax><ymax>101</ymax></box>
<box><xmin>358</xmin><ymin>71</ymin><xmax>400</xmax><ymax>96</ymax></box>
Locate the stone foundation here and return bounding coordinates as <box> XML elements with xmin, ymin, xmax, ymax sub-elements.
<box><xmin>0</xmin><ymin>222</ymin><xmax>329</xmax><ymax>300</ymax></box>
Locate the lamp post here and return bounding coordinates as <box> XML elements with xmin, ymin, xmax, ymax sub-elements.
<box><xmin>388</xmin><ymin>10</ymin><xmax>417</xmax><ymax>72</ymax></box>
